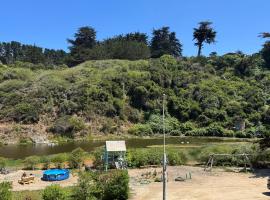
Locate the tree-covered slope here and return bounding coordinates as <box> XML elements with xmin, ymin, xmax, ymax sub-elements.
<box><xmin>0</xmin><ymin>54</ymin><xmax>269</xmax><ymax>142</ymax></box>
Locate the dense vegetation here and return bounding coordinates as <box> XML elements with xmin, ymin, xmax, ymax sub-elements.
<box><xmin>0</xmin><ymin>24</ymin><xmax>270</xmax><ymax>141</ymax></box>
<box><xmin>0</xmin><ymin>52</ymin><xmax>269</xmax><ymax>139</ymax></box>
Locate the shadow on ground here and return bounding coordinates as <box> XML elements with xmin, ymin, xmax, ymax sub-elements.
<box><xmin>249</xmin><ymin>168</ymin><xmax>270</xmax><ymax>178</ymax></box>
<box><xmin>262</xmin><ymin>192</ymin><xmax>270</xmax><ymax>196</ymax></box>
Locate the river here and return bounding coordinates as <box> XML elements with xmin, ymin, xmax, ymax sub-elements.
<box><xmin>0</xmin><ymin>137</ymin><xmax>250</xmax><ymax>159</ymax></box>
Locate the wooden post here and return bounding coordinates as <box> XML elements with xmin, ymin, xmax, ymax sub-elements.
<box><xmin>105</xmin><ymin>149</ymin><xmax>108</xmax><ymax>171</ymax></box>
<box><xmin>210</xmin><ymin>155</ymin><xmax>214</xmax><ymax>171</ymax></box>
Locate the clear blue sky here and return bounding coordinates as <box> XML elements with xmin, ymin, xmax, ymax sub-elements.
<box><xmin>0</xmin><ymin>0</ymin><xmax>269</xmax><ymax>56</ymax></box>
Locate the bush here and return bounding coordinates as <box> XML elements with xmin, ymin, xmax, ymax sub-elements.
<box><xmin>0</xmin><ymin>181</ymin><xmax>12</xmax><ymax>200</ymax></box>
<box><xmin>179</xmin><ymin>122</ymin><xmax>196</xmax><ymax>134</ymax></box>
<box><xmin>50</xmin><ymin>115</ymin><xmax>85</xmax><ymax>138</ymax></box>
<box><xmin>0</xmin><ymin>157</ymin><xmax>7</xmax><ymax>169</ymax></box>
<box><xmin>92</xmin><ymin>147</ymin><xmax>104</xmax><ymax>169</ymax></box>
<box><xmin>69</xmin><ymin>116</ymin><xmax>86</xmax><ymax>132</ymax></box>
<box><xmin>72</xmin><ymin>172</ymin><xmax>100</xmax><ymax>200</ymax></box>
<box><xmin>42</xmin><ymin>185</ymin><xmax>66</xmax><ymax>200</ymax></box>
<box><xmin>197</xmin><ymin>144</ymin><xmax>256</xmax><ymax>167</ymax></box>
<box><xmin>127</xmin><ymin>148</ymin><xmax>187</xmax><ymax>168</ymax></box>
<box><xmin>10</xmin><ymin>102</ymin><xmax>40</xmax><ymax>123</ymax></box>
<box><xmin>127</xmin><ymin>148</ymin><xmax>162</xmax><ymax>167</ymax></box>
<box><xmin>101</xmin><ymin>170</ymin><xmax>129</xmax><ymax>200</ymax></box>
<box><xmin>69</xmin><ymin>148</ymin><xmax>85</xmax><ymax>169</ymax></box>
<box><xmin>23</xmin><ymin>156</ymin><xmax>40</xmax><ymax>170</ymax></box>
<box><xmin>185</xmin><ymin>124</ymin><xmax>231</xmax><ymax>137</ymax></box>
<box><xmin>159</xmin><ymin>54</ymin><xmax>177</xmax><ymax>69</ymax></box>
<box><xmin>42</xmin><ymin>156</ymin><xmax>51</xmax><ymax>169</ymax></box>
<box><xmin>254</xmin><ymin>148</ymin><xmax>270</xmax><ymax>167</ymax></box>
<box><xmin>128</xmin><ymin>124</ymin><xmax>153</xmax><ymax>136</ymax></box>
<box><xmin>51</xmin><ymin>153</ymin><xmax>68</xmax><ymax>169</ymax></box>
<box><xmin>73</xmin><ymin>170</ymin><xmax>129</xmax><ymax>200</ymax></box>
<box><xmin>147</xmin><ymin>114</ymin><xmax>180</xmax><ymax>134</ymax></box>
<box><xmin>167</xmin><ymin>150</ymin><xmax>187</xmax><ymax>165</ymax></box>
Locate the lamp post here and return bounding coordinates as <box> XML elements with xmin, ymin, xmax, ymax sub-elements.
<box><xmin>162</xmin><ymin>94</ymin><xmax>167</xmax><ymax>200</ymax></box>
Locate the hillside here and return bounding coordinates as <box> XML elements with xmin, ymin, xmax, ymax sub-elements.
<box><xmin>0</xmin><ymin>54</ymin><xmax>269</xmax><ymax>144</ymax></box>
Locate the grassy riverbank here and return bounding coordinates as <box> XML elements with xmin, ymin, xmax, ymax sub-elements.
<box><xmin>0</xmin><ymin>140</ymin><xmax>265</xmax><ymax>170</ymax></box>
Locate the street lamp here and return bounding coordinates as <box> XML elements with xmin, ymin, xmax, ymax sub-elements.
<box><xmin>162</xmin><ymin>94</ymin><xmax>167</xmax><ymax>200</ymax></box>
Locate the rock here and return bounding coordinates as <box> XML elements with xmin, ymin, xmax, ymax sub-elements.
<box><xmin>175</xmin><ymin>176</ymin><xmax>185</xmax><ymax>182</ymax></box>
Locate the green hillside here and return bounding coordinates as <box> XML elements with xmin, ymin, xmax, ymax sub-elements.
<box><xmin>0</xmin><ymin>54</ymin><xmax>269</xmax><ymax>142</ymax></box>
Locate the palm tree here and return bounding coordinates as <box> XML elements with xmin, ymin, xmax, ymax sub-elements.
<box><xmin>193</xmin><ymin>21</ymin><xmax>216</xmax><ymax>57</ymax></box>
<box><xmin>259</xmin><ymin>32</ymin><xmax>270</xmax><ymax>38</ymax></box>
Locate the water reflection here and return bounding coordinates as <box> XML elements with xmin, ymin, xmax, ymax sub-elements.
<box><xmin>0</xmin><ymin>137</ymin><xmax>247</xmax><ymax>159</ymax></box>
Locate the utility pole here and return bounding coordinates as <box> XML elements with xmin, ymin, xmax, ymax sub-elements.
<box><xmin>162</xmin><ymin>94</ymin><xmax>167</xmax><ymax>200</ymax></box>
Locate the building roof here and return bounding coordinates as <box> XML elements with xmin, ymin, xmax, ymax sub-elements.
<box><xmin>105</xmin><ymin>140</ymin><xmax>126</xmax><ymax>152</ymax></box>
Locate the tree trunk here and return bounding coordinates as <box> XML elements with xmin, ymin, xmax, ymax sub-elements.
<box><xmin>197</xmin><ymin>44</ymin><xmax>202</xmax><ymax>57</ymax></box>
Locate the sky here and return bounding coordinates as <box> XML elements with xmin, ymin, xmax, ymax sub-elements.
<box><xmin>0</xmin><ymin>0</ymin><xmax>269</xmax><ymax>56</ymax></box>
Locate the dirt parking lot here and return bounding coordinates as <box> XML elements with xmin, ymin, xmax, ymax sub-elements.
<box><xmin>129</xmin><ymin>166</ymin><xmax>270</xmax><ymax>200</ymax></box>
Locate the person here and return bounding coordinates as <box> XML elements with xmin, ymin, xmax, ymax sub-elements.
<box><xmin>22</xmin><ymin>172</ymin><xmax>27</xmax><ymax>178</ymax></box>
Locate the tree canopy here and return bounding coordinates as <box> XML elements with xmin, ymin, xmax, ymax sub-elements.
<box><xmin>259</xmin><ymin>32</ymin><xmax>270</xmax><ymax>68</ymax></box>
<box><xmin>150</xmin><ymin>26</ymin><xmax>182</xmax><ymax>58</ymax></box>
<box><xmin>193</xmin><ymin>21</ymin><xmax>217</xmax><ymax>57</ymax></box>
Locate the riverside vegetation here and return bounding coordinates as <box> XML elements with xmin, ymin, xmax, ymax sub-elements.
<box><xmin>0</xmin><ymin>54</ymin><xmax>270</xmax><ymax>143</ymax></box>
<box><xmin>0</xmin><ymin>24</ymin><xmax>270</xmax><ymax>143</ymax></box>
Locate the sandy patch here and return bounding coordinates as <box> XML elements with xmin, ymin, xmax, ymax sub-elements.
<box><xmin>129</xmin><ymin>166</ymin><xmax>270</xmax><ymax>200</ymax></box>
<box><xmin>0</xmin><ymin>166</ymin><xmax>269</xmax><ymax>200</ymax></box>
<box><xmin>0</xmin><ymin>170</ymin><xmax>78</xmax><ymax>191</ymax></box>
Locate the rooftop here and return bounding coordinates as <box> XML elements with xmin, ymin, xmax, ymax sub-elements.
<box><xmin>105</xmin><ymin>140</ymin><xmax>126</xmax><ymax>152</ymax></box>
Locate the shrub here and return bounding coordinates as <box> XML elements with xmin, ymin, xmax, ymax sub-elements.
<box><xmin>185</xmin><ymin>124</ymin><xmax>231</xmax><ymax>137</ymax></box>
<box><xmin>147</xmin><ymin>114</ymin><xmax>180</xmax><ymax>134</ymax></box>
<box><xmin>23</xmin><ymin>156</ymin><xmax>40</xmax><ymax>170</ymax></box>
<box><xmin>51</xmin><ymin>153</ymin><xmax>68</xmax><ymax>169</ymax></box>
<box><xmin>42</xmin><ymin>185</ymin><xmax>66</xmax><ymax>200</ymax></box>
<box><xmin>254</xmin><ymin>148</ymin><xmax>270</xmax><ymax>167</ymax></box>
<box><xmin>206</xmin><ymin>123</ymin><xmax>226</xmax><ymax>137</ymax></box>
<box><xmin>72</xmin><ymin>172</ymin><xmax>100</xmax><ymax>200</ymax></box>
<box><xmin>73</xmin><ymin>170</ymin><xmax>129</xmax><ymax>200</ymax></box>
<box><xmin>100</xmin><ymin>119</ymin><xmax>117</xmax><ymax>134</ymax></box>
<box><xmin>10</xmin><ymin>102</ymin><xmax>40</xmax><ymax>123</ymax></box>
<box><xmin>0</xmin><ymin>157</ymin><xmax>7</xmax><ymax>169</ymax></box>
<box><xmin>197</xmin><ymin>144</ymin><xmax>256</xmax><ymax>167</ymax></box>
<box><xmin>92</xmin><ymin>147</ymin><xmax>104</xmax><ymax>169</ymax></box>
<box><xmin>128</xmin><ymin>124</ymin><xmax>153</xmax><ymax>136</ymax></box>
<box><xmin>167</xmin><ymin>150</ymin><xmax>187</xmax><ymax>165</ymax></box>
<box><xmin>0</xmin><ymin>181</ymin><xmax>12</xmax><ymax>200</ymax></box>
<box><xmin>69</xmin><ymin>148</ymin><xmax>85</xmax><ymax>169</ymax></box>
<box><xmin>179</xmin><ymin>122</ymin><xmax>196</xmax><ymax>134</ymax></box>
<box><xmin>50</xmin><ymin>115</ymin><xmax>85</xmax><ymax>138</ymax></box>
<box><xmin>127</xmin><ymin>148</ymin><xmax>187</xmax><ymax>168</ymax></box>
<box><xmin>42</xmin><ymin>156</ymin><xmax>51</xmax><ymax>169</ymax></box>
<box><xmin>159</xmin><ymin>54</ymin><xmax>177</xmax><ymax>69</ymax></box>
<box><xmin>127</xmin><ymin>148</ymin><xmax>162</xmax><ymax>167</ymax></box>
<box><xmin>68</xmin><ymin>116</ymin><xmax>86</xmax><ymax>132</ymax></box>
<box><xmin>101</xmin><ymin>170</ymin><xmax>129</xmax><ymax>200</ymax></box>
